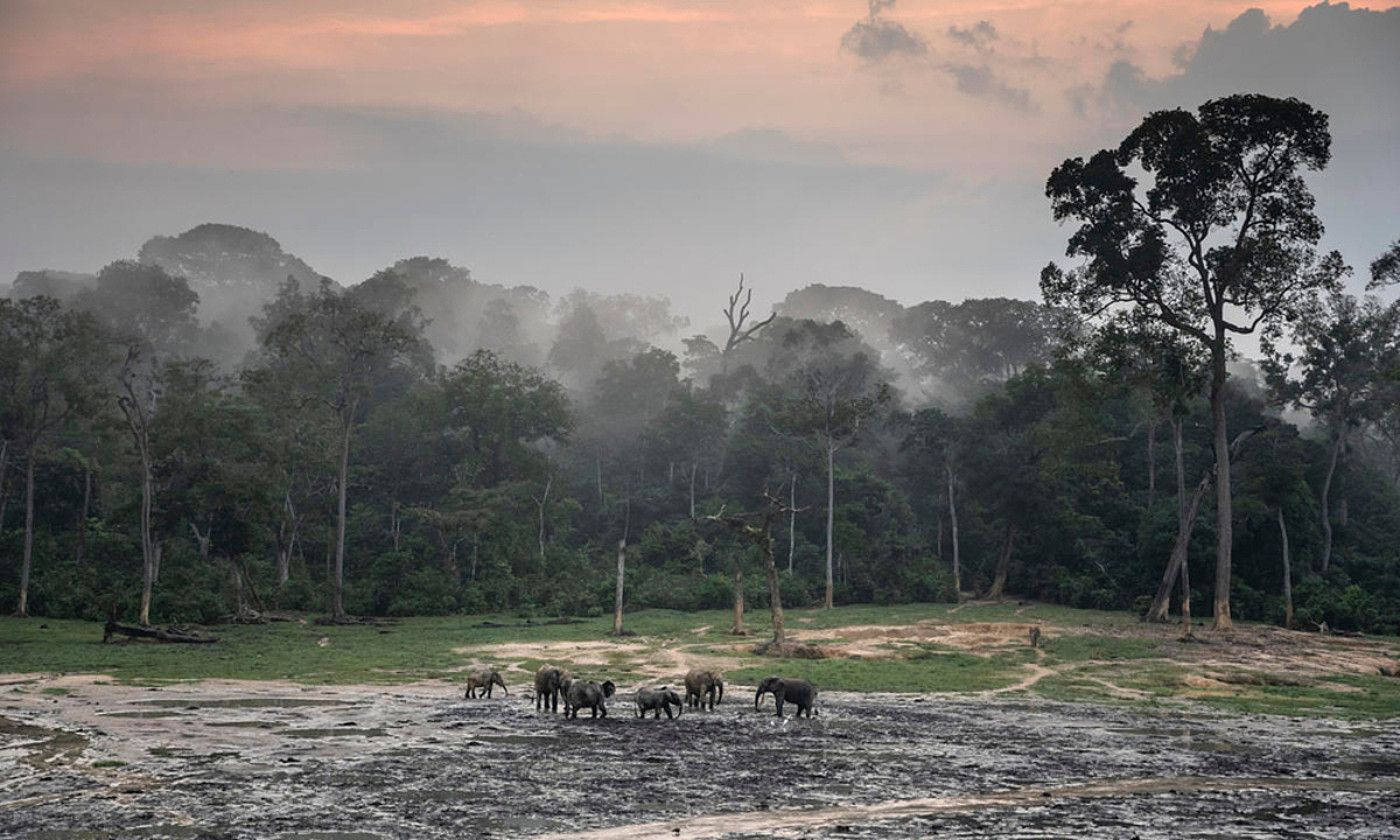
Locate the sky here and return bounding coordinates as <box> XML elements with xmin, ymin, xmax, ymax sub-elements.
<box><xmin>1</xmin><ymin>0</ymin><xmax>1397</xmax><ymax>321</ymax></box>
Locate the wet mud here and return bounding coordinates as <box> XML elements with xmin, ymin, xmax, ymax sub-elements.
<box><xmin>2</xmin><ymin>678</ymin><xmax>1397</xmax><ymax>838</ymax></box>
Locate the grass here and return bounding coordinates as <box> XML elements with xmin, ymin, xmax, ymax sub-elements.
<box><xmin>3</xmin><ymin>603</ymin><xmax>1398</xmax><ymax>719</ymax></box>
<box><xmin>731</xmin><ymin>650</ymin><xmax>1034</xmax><ymax>694</ymax></box>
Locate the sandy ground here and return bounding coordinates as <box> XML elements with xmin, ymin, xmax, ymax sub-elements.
<box><xmin>3</xmin><ymin>672</ymin><xmax>1399</xmax><ymax>838</ymax></box>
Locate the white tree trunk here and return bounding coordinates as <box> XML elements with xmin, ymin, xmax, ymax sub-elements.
<box><xmin>946</xmin><ymin>462</ymin><xmax>961</xmax><ymax>601</ymax></box>
<box><xmin>825</xmin><ymin>442</ymin><xmax>835</xmax><ymax>609</ymax></box>
<box><xmin>1278</xmin><ymin>506</ymin><xmax>1293</xmax><ymax>628</ymax></box>
<box><xmin>17</xmin><ymin>448</ymin><xmax>36</xmax><ymax>618</ymax></box>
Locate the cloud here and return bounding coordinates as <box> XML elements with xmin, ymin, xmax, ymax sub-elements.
<box><xmin>942</xmin><ymin>64</ymin><xmax>1036</xmax><ymax>113</ymax></box>
<box><xmin>1067</xmin><ymin>1</ymin><xmax>1399</xmax><ymax>293</ymax></box>
<box><xmin>947</xmin><ymin>20</ymin><xmax>998</xmax><ymax>52</ymax></box>
<box><xmin>1080</xmin><ymin>2</ymin><xmax>1400</xmax><ymax>132</ymax></box>
<box><xmin>840</xmin><ymin>0</ymin><xmax>928</xmax><ymax>63</ymax></box>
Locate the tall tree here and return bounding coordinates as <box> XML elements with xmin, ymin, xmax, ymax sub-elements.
<box><xmin>1263</xmin><ymin>291</ymin><xmax>1400</xmax><ymax>571</ymax></box>
<box><xmin>84</xmin><ymin>261</ymin><xmax>202</xmax><ymax>625</ymax></box>
<box><xmin>1043</xmin><ymin>94</ymin><xmax>1344</xmax><ymax>629</ymax></box>
<box><xmin>903</xmin><ymin>408</ymin><xmax>965</xmax><ymax>599</ymax></box>
<box><xmin>1087</xmin><ymin>319</ymin><xmax>1209</xmax><ymax>623</ymax></box>
<box><xmin>0</xmin><ymin>298</ymin><xmax>108</xmax><ymax>617</ymax></box>
<box><xmin>256</xmin><ymin>279</ymin><xmax>422</xmax><ymax>620</ymax></box>
<box><xmin>769</xmin><ymin>321</ymin><xmax>891</xmax><ymax>608</ymax></box>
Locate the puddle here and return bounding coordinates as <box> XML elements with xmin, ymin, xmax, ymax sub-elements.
<box><xmin>134</xmin><ymin>698</ymin><xmax>350</xmax><ymax>709</ymax></box>
<box><xmin>283</xmin><ymin>727</ymin><xmax>388</xmax><ymax>739</ymax></box>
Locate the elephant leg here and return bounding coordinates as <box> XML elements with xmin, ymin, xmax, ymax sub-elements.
<box><xmin>664</xmin><ymin>706</ymin><xmax>673</xmax><ymax>720</ymax></box>
<box><xmin>775</xmin><ymin>697</ymin><xmax>784</xmax><ymax>717</ymax></box>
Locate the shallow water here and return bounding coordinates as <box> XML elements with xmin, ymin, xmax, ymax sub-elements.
<box><xmin>2</xmin><ymin>688</ymin><xmax>1398</xmax><ymax>838</ymax></box>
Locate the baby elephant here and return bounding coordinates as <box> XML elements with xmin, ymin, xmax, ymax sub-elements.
<box><xmin>565</xmin><ymin>679</ymin><xmax>616</xmax><ymax>719</ymax></box>
<box><xmin>534</xmin><ymin>664</ymin><xmax>572</xmax><ymax>713</ymax></box>
<box><xmin>754</xmin><ymin>676</ymin><xmax>818</xmax><ymax>718</ymax></box>
<box><xmin>635</xmin><ymin>687</ymin><xmax>684</xmax><ymax>719</ymax></box>
<box><xmin>684</xmin><ymin>668</ymin><xmax>724</xmax><ymax>711</ymax></box>
<box><xmin>464</xmin><ymin>665</ymin><xmax>508</xmax><ymax>699</ymax></box>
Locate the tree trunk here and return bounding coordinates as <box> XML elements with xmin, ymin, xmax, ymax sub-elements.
<box><xmin>946</xmin><ymin>463</ymin><xmax>961</xmax><ymax>602</ymax></box>
<box><xmin>332</xmin><ymin>408</ymin><xmax>354</xmax><ymax>621</ymax></box>
<box><xmin>75</xmin><ymin>461</ymin><xmax>91</xmax><ymax>565</ymax></box>
<box><xmin>537</xmin><ymin>476</ymin><xmax>552</xmax><ymax>565</ymax></box>
<box><xmin>17</xmin><ymin>446</ymin><xmax>36</xmax><ymax>617</ymax></box>
<box><xmin>138</xmin><ymin>453</ymin><xmax>155</xmax><ymax>627</ymax></box>
<box><xmin>276</xmin><ymin>490</ymin><xmax>296</xmax><ymax>588</ymax></box>
<box><xmin>0</xmin><ymin>437</ymin><xmax>9</xmax><ymax>538</ymax></box>
<box><xmin>191</xmin><ymin>522</ymin><xmax>211</xmax><ymax>564</ymax></box>
<box><xmin>230</xmin><ymin>554</ymin><xmax>245</xmax><ymax>615</ymax></box>
<box><xmin>1278</xmin><ymin>506</ymin><xmax>1293</xmax><ymax>629</ymax></box>
<box><xmin>595</xmin><ymin>452</ymin><xmax>604</xmax><ymax>508</ymax></box>
<box><xmin>689</xmin><ymin>461</ymin><xmax>697</xmax><ymax>519</ymax></box>
<box><xmin>729</xmin><ymin>561</ymin><xmax>746</xmax><ymax>635</ymax></box>
<box><xmin>1319</xmin><ymin>431</ymin><xmax>1341</xmax><ymax>572</ymax></box>
<box><xmin>390</xmin><ymin>501</ymin><xmax>401</xmax><ymax>552</ymax></box>
<box><xmin>1209</xmin><ymin>338</ymin><xmax>1233</xmax><ymax>631</ymax></box>
<box><xmin>1146</xmin><ymin>414</ymin><xmax>1159</xmax><ymax>510</ymax></box>
<box><xmin>760</xmin><ymin>526</ymin><xmax>785</xmax><ymax>643</ymax></box>
<box><xmin>824</xmin><ymin>442</ymin><xmax>835</xmax><ymax>609</ymax></box>
<box><xmin>1146</xmin><ymin>466</ymin><xmax>1210</xmax><ymax>622</ymax></box>
<box><xmin>984</xmin><ymin>523</ymin><xmax>1015</xmax><ymax>601</ymax></box>
<box><xmin>612</xmin><ymin>499</ymin><xmax>629</xmax><ymax>634</ymax></box>
<box><xmin>1176</xmin><ymin>417</ymin><xmax>1192</xmax><ymax>635</ymax></box>
<box><xmin>787</xmin><ymin>473</ymin><xmax>796</xmax><ymax>573</ymax></box>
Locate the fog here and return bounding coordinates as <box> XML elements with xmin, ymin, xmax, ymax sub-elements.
<box><xmin>3</xmin><ymin>2</ymin><xmax>1397</xmax><ymax>323</ymax></box>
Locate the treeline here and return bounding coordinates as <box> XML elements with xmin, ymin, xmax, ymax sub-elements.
<box><xmin>2</xmin><ymin>94</ymin><xmax>1399</xmax><ymax>633</ymax></box>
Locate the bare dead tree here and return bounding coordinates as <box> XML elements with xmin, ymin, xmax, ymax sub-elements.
<box><xmin>720</xmin><ymin>274</ymin><xmax>776</xmax><ymax>372</ymax></box>
<box><xmin>705</xmin><ymin>488</ymin><xmax>808</xmax><ymax>643</ymax></box>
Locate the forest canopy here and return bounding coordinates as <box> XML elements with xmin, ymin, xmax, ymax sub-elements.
<box><xmin>2</xmin><ymin>97</ymin><xmax>1398</xmax><ymax>636</ymax></box>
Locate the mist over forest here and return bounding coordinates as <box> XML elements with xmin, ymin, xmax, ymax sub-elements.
<box><xmin>4</xmin><ymin>167</ymin><xmax>1399</xmax><ymax>634</ymax></box>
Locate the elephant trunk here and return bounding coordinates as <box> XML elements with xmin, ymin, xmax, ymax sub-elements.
<box><xmin>716</xmin><ymin>681</ymin><xmax>724</xmax><ymax>705</ymax></box>
<box><xmin>754</xmin><ymin>688</ymin><xmax>763</xmax><ymax>710</ymax></box>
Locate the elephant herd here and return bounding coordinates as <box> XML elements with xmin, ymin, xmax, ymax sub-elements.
<box><xmin>462</xmin><ymin>664</ymin><xmax>818</xmax><ymax>719</ymax></box>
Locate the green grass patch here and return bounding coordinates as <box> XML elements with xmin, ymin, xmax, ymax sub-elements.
<box><xmin>1189</xmin><ymin>674</ymin><xmax>1400</xmax><ymax>720</ymax></box>
<box><xmin>91</xmin><ymin>759</ymin><xmax>127</xmax><ymax>768</ymax></box>
<box><xmin>730</xmin><ymin>651</ymin><xmax>1028</xmax><ymax>694</ymax></box>
<box><xmin>1041</xmin><ymin>635</ymin><xmax>1164</xmax><ymax>663</ymax></box>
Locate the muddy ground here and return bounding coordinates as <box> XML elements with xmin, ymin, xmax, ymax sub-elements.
<box><xmin>2</xmin><ymin>675</ymin><xmax>1398</xmax><ymax>839</ymax></box>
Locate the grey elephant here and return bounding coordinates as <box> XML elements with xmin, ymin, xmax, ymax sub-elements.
<box><xmin>684</xmin><ymin>668</ymin><xmax>724</xmax><ymax>711</ymax></box>
<box><xmin>464</xmin><ymin>665</ymin><xmax>508</xmax><ymax>699</ymax></box>
<box><xmin>754</xmin><ymin>676</ymin><xmax>818</xmax><ymax>718</ymax></box>
<box><xmin>534</xmin><ymin>664</ymin><xmax>572</xmax><ymax>712</ymax></box>
<box><xmin>635</xmin><ymin>687</ymin><xmax>684</xmax><ymax>719</ymax></box>
<box><xmin>564</xmin><ymin>679</ymin><xmax>616</xmax><ymax>719</ymax></box>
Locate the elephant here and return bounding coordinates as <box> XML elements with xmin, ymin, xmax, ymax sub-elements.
<box><xmin>684</xmin><ymin>669</ymin><xmax>725</xmax><ymax>711</ymax></box>
<box><xmin>635</xmin><ymin>687</ymin><xmax>684</xmax><ymax>719</ymax></box>
<box><xmin>564</xmin><ymin>679</ymin><xmax>616</xmax><ymax>719</ymax></box>
<box><xmin>754</xmin><ymin>676</ymin><xmax>818</xmax><ymax>718</ymax></box>
<box><xmin>464</xmin><ymin>665</ymin><xmax>508</xmax><ymax>699</ymax></box>
<box><xmin>534</xmin><ymin>664</ymin><xmax>572</xmax><ymax>713</ymax></box>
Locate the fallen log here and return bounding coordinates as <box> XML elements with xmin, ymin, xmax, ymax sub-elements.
<box><xmin>102</xmin><ymin>619</ymin><xmax>219</xmax><ymax>644</ymax></box>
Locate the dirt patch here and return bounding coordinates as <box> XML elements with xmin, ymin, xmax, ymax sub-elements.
<box><xmin>790</xmin><ymin>621</ymin><xmax>1043</xmax><ymax>659</ymax></box>
<box><xmin>457</xmin><ymin>639</ymin><xmax>746</xmax><ymax>689</ymax></box>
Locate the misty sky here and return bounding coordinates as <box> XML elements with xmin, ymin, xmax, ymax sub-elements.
<box><xmin>2</xmin><ymin>0</ymin><xmax>1397</xmax><ymax>321</ymax></box>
